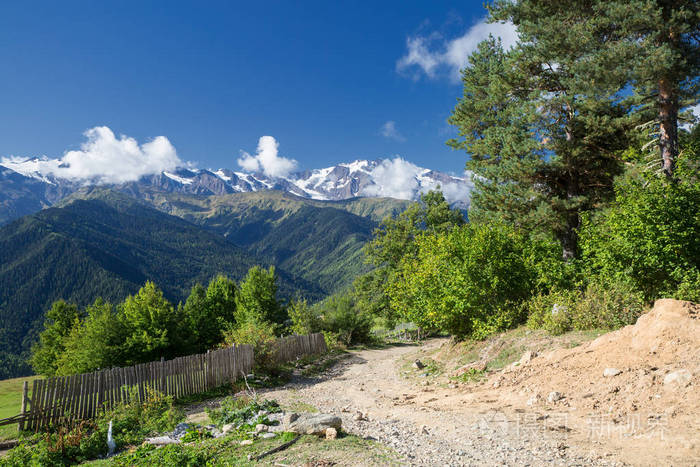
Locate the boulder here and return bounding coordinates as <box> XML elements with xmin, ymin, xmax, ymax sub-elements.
<box><xmin>287</xmin><ymin>413</ymin><xmax>342</xmax><ymax>435</ymax></box>
<box><xmin>413</xmin><ymin>360</ymin><xmax>426</xmax><ymax>370</ymax></box>
<box><xmin>547</xmin><ymin>391</ymin><xmax>563</xmax><ymax>403</ymax></box>
<box><xmin>325</xmin><ymin>427</ymin><xmax>338</xmax><ymax>440</ymax></box>
<box><xmin>240</xmin><ymin>439</ymin><xmax>254</xmax><ymax>446</ymax></box>
<box><xmin>145</xmin><ymin>436</ymin><xmax>180</xmax><ymax>445</ymax></box>
<box><xmin>260</xmin><ymin>432</ymin><xmax>277</xmax><ymax>439</ymax></box>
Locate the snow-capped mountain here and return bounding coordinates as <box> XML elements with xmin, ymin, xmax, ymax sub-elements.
<box><xmin>0</xmin><ymin>158</ymin><xmax>472</xmax><ymax>224</ymax></box>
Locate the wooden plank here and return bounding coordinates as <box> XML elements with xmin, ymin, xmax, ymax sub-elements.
<box><xmin>18</xmin><ymin>381</ymin><xmax>28</xmax><ymax>432</ymax></box>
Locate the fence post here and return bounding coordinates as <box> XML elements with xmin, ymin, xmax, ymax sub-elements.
<box><xmin>18</xmin><ymin>381</ymin><xmax>28</xmax><ymax>432</ymax></box>
<box><xmin>160</xmin><ymin>357</ymin><xmax>165</xmax><ymax>393</ymax></box>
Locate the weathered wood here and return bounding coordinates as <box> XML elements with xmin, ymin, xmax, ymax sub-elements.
<box><xmin>19</xmin><ymin>381</ymin><xmax>28</xmax><ymax>432</ymax></box>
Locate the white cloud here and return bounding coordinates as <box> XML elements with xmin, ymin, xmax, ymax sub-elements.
<box><xmin>380</xmin><ymin>121</ymin><xmax>406</xmax><ymax>142</ymax></box>
<box><xmin>0</xmin><ymin>126</ymin><xmax>181</xmax><ymax>184</ymax></box>
<box><xmin>237</xmin><ymin>136</ymin><xmax>297</xmax><ymax>178</ymax></box>
<box><xmin>361</xmin><ymin>157</ymin><xmax>472</xmax><ymax>205</ymax></box>
<box><xmin>397</xmin><ymin>18</ymin><xmax>518</xmax><ymax>81</ymax></box>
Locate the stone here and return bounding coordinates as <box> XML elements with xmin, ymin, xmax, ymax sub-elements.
<box><xmin>326</xmin><ymin>427</ymin><xmax>338</xmax><ymax>440</ymax></box>
<box><xmin>260</xmin><ymin>432</ymin><xmax>277</xmax><ymax>439</ymax></box>
<box><xmin>413</xmin><ymin>360</ymin><xmax>426</xmax><ymax>370</ymax></box>
<box><xmin>547</xmin><ymin>391</ymin><xmax>563</xmax><ymax>403</ymax></box>
<box><xmin>420</xmin><ymin>425</ymin><xmax>429</xmax><ymax>435</ymax></box>
<box><xmin>520</xmin><ymin>350</ymin><xmax>537</xmax><ymax>365</ymax></box>
<box><xmin>240</xmin><ymin>439</ymin><xmax>254</xmax><ymax>446</ymax></box>
<box><xmin>145</xmin><ymin>436</ymin><xmax>180</xmax><ymax>445</ymax></box>
<box><xmin>603</xmin><ymin>368</ymin><xmax>622</xmax><ymax>377</ymax></box>
<box><xmin>255</xmin><ymin>424</ymin><xmax>268</xmax><ymax>433</ymax></box>
<box><xmin>664</xmin><ymin>369</ymin><xmax>692</xmax><ymax>387</ymax></box>
<box><xmin>526</xmin><ymin>395</ymin><xmax>539</xmax><ymax>406</ymax></box>
<box><xmin>221</xmin><ymin>423</ymin><xmax>235</xmax><ymax>434</ymax></box>
<box><xmin>353</xmin><ymin>411</ymin><xmax>365</xmax><ymax>421</ymax></box>
<box><xmin>283</xmin><ymin>412</ymin><xmax>299</xmax><ymax>426</ymax></box>
<box><xmin>287</xmin><ymin>413</ymin><xmax>343</xmax><ymax>435</ymax></box>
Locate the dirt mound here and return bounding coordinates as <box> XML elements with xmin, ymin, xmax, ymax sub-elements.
<box><xmin>493</xmin><ymin>299</ymin><xmax>699</xmax><ymax>464</ymax></box>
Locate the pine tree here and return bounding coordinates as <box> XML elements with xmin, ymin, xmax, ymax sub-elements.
<box><xmin>449</xmin><ymin>26</ymin><xmax>629</xmax><ymax>259</ymax></box>
<box><xmin>492</xmin><ymin>0</ymin><xmax>700</xmax><ymax>178</ymax></box>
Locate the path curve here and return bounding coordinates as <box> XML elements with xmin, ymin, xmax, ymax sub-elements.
<box><xmin>262</xmin><ymin>340</ymin><xmax>622</xmax><ymax>466</ymax></box>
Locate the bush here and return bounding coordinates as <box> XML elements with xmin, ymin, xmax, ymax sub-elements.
<box><xmin>390</xmin><ymin>222</ymin><xmax>534</xmax><ymax>338</ymax></box>
<box><xmin>318</xmin><ymin>295</ymin><xmax>373</xmax><ymax>346</ymax></box>
<box><xmin>287</xmin><ymin>298</ymin><xmax>321</xmax><ymax>335</ymax></box>
<box><xmin>526</xmin><ymin>279</ymin><xmax>645</xmax><ymax>335</ymax></box>
<box><xmin>580</xmin><ymin>177</ymin><xmax>700</xmax><ymax>301</ymax></box>
<box><xmin>223</xmin><ymin>319</ymin><xmax>278</xmax><ymax>369</ymax></box>
<box><xmin>526</xmin><ymin>289</ymin><xmax>578</xmax><ymax>335</ymax></box>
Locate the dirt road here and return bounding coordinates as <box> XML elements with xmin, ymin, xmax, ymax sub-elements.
<box><xmin>261</xmin><ymin>340</ymin><xmax>623</xmax><ymax>466</ymax></box>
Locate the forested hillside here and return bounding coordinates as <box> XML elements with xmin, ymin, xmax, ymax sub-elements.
<box><xmin>69</xmin><ymin>189</ymin><xmax>409</xmax><ymax>293</ymax></box>
<box><xmin>0</xmin><ymin>190</ymin><xmax>323</xmax><ymax>378</ymax></box>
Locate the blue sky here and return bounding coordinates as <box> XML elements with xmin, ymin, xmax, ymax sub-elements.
<box><xmin>0</xmin><ymin>1</ymin><xmax>516</xmax><ymax>176</ymax></box>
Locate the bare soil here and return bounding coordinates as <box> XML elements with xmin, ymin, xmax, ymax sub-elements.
<box><xmin>258</xmin><ymin>299</ymin><xmax>699</xmax><ymax>466</ymax></box>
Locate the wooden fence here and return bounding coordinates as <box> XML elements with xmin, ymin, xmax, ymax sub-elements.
<box><xmin>12</xmin><ymin>333</ymin><xmax>326</xmax><ymax>432</ymax></box>
<box><xmin>273</xmin><ymin>332</ymin><xmax>327</xmax><ymax>363</ymax></box>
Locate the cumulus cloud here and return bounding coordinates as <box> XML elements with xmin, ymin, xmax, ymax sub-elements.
<box><xmin>237</xmin><ymin>136</ymin><xmax>297</xmax><ymax>178</ymax></box>
<box><xmin>380</xmin><ymin>121</ymin><xmax>406</xmax><ymax>142</ymax></box>
<box><xmin>397</xmin><ymin>18</ymin><xmax>518</xmax><ymax>81</ymax></box>
<box><xmin>0</xmin><ymin>126</ymin><xmax>181</xmax><ymax>184</ymax></box>
<box><xmin>361</xmin><ymin>157</ymin><xmax>472</xmax><ymax>205</ymax></box>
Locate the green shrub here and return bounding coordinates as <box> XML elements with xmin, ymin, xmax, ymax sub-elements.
<box><xmin>580</xmin><ymin>177</ymin><xmax>700</xmax><ymax>301</ymax></box>
<box><xmin>318</xmin><ymin>295</ymin><xmax>373</xmax><ymax>346</ymax></box>
<box><xmin>527</xmin><ymin>279</ymin><xmax>645</xmax><ymax>335</ymax></box>
<box><xmin>526</xmin><ymin>290</ymin><xmax>578</xmax><ymax>335</ymax></box>
<box><xmin>206</xmin><ymin>397</ymin><xmax>280</xmax><ymax>429</ymax></box>
<box><xmin>224</xmin><ymin>319</ymin><xmax>278</xmax><ymax>369</ymax></box>
<box><xmin>390</xmin><ymin>222</ymin><xmax>534</xmax><ymax>338</ymax></box>
<box><xmin>288</xmin><ymin>298</ymin><xmax>321</xmax><ymax>335</ymax></box>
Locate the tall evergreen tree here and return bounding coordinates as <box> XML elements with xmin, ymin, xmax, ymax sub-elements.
<box><xmin>492</xmin><ymin>0</ymin><xmax>700</xmax><ymax>179</ymax></box>
<box><xmin>449</xmin><ymin>27</ymin><xmax>629</xmax><ymax>259</ymax></box>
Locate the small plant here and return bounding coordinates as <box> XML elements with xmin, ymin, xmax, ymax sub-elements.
<box><xmin>206</xmin><ymin>397</ymin><xmax>281</xmax><ymax>429</ymax></box>
<box><xmin>451</xmin><ymin>368</ymin><xmax>485</xmax><ymax>383</ymax></box>
<box><xmin>180</xmin><ymin>426</ymin><xmax>213</xmax><ymax>443</ymax></box>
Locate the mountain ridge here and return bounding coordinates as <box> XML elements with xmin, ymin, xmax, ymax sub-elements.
<box><xmin>0</xmin><ymin>158</ymin><xmax>471</xmax><ymax>225</ymax></box>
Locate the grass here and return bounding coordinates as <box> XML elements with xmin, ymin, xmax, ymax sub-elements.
<box><xmin>83</xmin><ymin>432</ymin><xmax>402</xmax><ymax>466</ymax></box>
<box><xmin>0</xmin><ymin>375</ymin><xmax>40</xmax><ymax>441</ymax></box>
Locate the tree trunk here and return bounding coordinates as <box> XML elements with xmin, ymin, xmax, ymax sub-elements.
<box><xmin>560</xmin><ymin>211</ymin><xmax>580</xmax><ymax>262</ymax></box>
<box><xmin>658</xmin><ymin>77</ymin><xmax>679</xmax><ymax>179</ymax></box>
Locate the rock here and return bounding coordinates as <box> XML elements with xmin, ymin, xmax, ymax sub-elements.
<box><xmin>664</xmin><ymin>369</ymin><xmax>692</xmax><ymax>387</ymax></box>
<box><xmin>221</xmin><ymin>423</ymin><xmax>235</xmax><ymax>434</ymax></box>
<box><xmin>240</xmin><ymin>439</ymin><xmax>254</xmax><ymax>446</ymax></box>
<box><xmin>145</xmin><ymin>436</ymin><xmax>180</xmax><ymax>445</ymax></box>
<box><xmin>353</xmin><ymin>411</ymin><xmax>365</xmax><ymax>421</ymax></box>
<box><xmin>520</xmin><ymin>350</ymin><xmax>537</xmax><ymax>365</ymax></box>
<box><xmin>287</xmin><ymin>413</ymin><xmax>343</xmax><ymax>435</ymax></box>
<box><xmin>420</xmin><ymin>425</ymin><xmax>429</xmax><ymax>434</ymax></box>
<box><xmin>283</xmin><ymin>412</ymin><xmax>300</xmax><ymax>426</ymax></box>
<box><xmin>326</xmin><ymin>427</ymin><xmax>338</xmax><ymax>440</ymax></box>
<box><xmin>260</xmin><ymin>432</ymin><xmax>277</xmax><ymax>439</ymax></box>
<box><xmin>255</xmin><ymin>424</ymin><xmax>268</xmax><ymax>433</ymax></box>
<box><xmin>526</xmin><ymin>395</ymin><xmax>540</xmax><ymax>406</ymax></box>
<box><xmin>603</xmin><ymin>368</ymin><xmax>622</xmax><ymax>377</ymax></box>
<box><xmin>413</xmin><ymin>360</ymin><xmax>426</xmax><ymax>370</ymax></box>
<box><xmin>547</xmin><ymin>391</ymin><xmax>563</xmax><ymax>403</ymax></box>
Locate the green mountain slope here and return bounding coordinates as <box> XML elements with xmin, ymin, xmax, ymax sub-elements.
<box><xmin>0</xmin><ymin>190</ymin><xmax>322</xmax><ymax>378</ymax></box>
<box><xmin>113</xmin><ymin>190</ymin><xmax>409</xmax><ymax>292</ymax></box>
